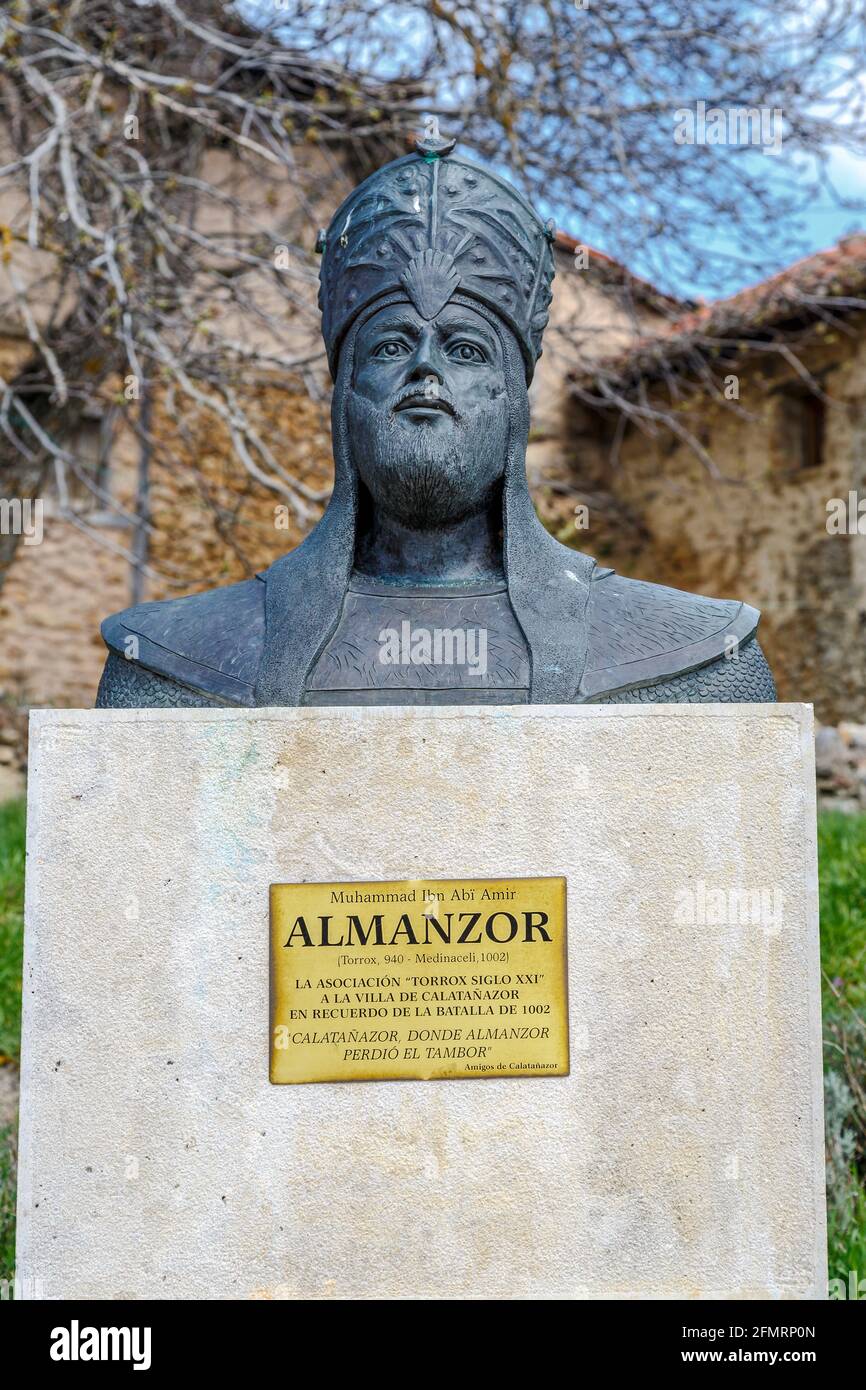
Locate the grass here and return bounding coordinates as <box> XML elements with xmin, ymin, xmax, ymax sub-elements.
<box><xmin>0</xmin><ymin>797</ymin><xmax>25</xmax><ymax>1286</ymax></box>
<box><xmin>0</xmin><ymin>798</ymin><xmax>25</xmax><ymax>1062</ymax></box>
<box><xmin>0</xmin><ymin>797</ymin><xmax>863</xmax><ymax>1293</ymax></box>
<box><xmin>818</xmin><ymin>812</ymin><xmax>866</xmax><ymax>1018</ymax></box>
<box><xmin>818</xmin><ymin>812</ymin><xmax>866</xmax><ymax>1295</ymax></box>
<box><xmin>0</xmin><ymin>1123</ymin><xmax>14</xmax><ymax>1290</ymax></box>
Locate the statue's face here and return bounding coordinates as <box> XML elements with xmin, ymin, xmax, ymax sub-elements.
<box><xmin>346</xmin><ymin>300</ymin><xmax>513</xmax><ymax>527</ymax></box>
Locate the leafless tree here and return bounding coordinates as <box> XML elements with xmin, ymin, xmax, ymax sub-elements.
<box><xmin>2</xmin><ymin>0</ymin><xmax>866</xmax><ymax>585</ymax></box>
<box><xmin>0</xmin><ymin>0</ymin><xmax>426</xmax><ymax>584</ymax></box>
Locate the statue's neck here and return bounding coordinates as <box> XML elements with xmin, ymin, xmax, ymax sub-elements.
<box><xmin>354</xmin><ymin>491</ymin><xmax>504</xmax><ymax>586</ymax></box>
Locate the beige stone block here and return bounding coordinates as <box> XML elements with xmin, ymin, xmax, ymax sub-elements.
<box><xmin>17</xmin><ymin>704</ymin><xmax>825</xmax><ymax>1299</ymax></box>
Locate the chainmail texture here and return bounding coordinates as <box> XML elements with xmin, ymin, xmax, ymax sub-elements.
<box><xmin>592</xmin><ymin>640</ymin><xmax>775</xmax><ymax>704</ymax></box>
<box><xmin>96</xmin><ymin>652</ymin><xmax>225</xmax><ymax>708</ymax></box>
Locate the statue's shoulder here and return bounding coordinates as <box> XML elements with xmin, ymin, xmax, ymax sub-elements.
<box><xmin>99</xmin><ymin>577</ymin><xmax>265</xmax><ymax>706</ymax></box>
<box><xmin>581</xmin><ymin>568</ymin><xmax>763</xmax><ymax>700</ymax></box>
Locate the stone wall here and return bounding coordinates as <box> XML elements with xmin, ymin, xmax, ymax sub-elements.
<box><xmin>544</xmin><ymin>332</ymin><xmax>866</xmax><ymax>723</ymax></box>
<box><xmin>816</xmin><ymin>723</ymin><xmax>866</xmax><ymax>812</ymax></box>
<box><xmin>0</xmin><ymin>138</ymin><xmax>342</xmax><ymax>758</ymax></box>
<box><xmin>0</xmin><ymin>371</ymin><xmax>333</xmax><ymax>735</ymax></box>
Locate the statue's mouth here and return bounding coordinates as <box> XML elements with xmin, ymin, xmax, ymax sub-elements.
<box><xmin>393</xmin><ymin>395</ymin><xmax>455</xmax><ymax>418</ymax></box>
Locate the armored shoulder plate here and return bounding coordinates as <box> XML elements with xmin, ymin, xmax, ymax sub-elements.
<box><xmin>98</xmin><ymin>566</ymin><xmax>766</xmax><ymax>708</ymax></box>
<box><xmin>100</xmin><ymin>577</ymin><xmax>265</xmax><ymax>705</ymax></box>
<box><xmin>580</xmin><ymin>570</ymin><xmax>760</xmax><ymax>701</ymax></box>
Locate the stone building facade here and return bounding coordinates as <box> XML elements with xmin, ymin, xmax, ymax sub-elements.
<box><xmin>549</xmin><ymin>237</ymin><xmax>866</xmax><ymax>723</ymax></box>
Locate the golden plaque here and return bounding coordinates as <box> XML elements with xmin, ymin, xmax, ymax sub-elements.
<box><xmin>270</xmin><ymin>876</ymin><xmax>569</xmax><ymax>1084</ymax></box>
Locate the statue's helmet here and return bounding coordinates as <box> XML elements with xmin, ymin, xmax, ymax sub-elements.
<box><xmin>316</xmin><ymin>132</ymin><xmax>557</xmax><ymax>384</ymax></box>
<box><xmin>254</xmin><ymin>133</ymin><xmax>595</xmax><ymax>709</ymax></box>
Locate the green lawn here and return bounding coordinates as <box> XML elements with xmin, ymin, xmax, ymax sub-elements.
<box><xmin>0</xmin><ymin>799</ymin><xmax>25</xmax><ymax>1062</ymax></box>
<box><xmin>0</xmin><ymin>797</ymin><xmax>24</xmax><ymax>1286</ymax></box>
<box><xmin>817</xmin><ymin>812</ymin><xmax>866</xmax><ymax>1293</ymax></box>
<box><xmin>0</xmin><ymin>797</ymin><xmax>864</xmax><ymax>1293</ymax></box>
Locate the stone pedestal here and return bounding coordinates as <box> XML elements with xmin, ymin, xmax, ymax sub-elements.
<box><xmin>17</xmin><ymin>704</ymin><xmax>825</xmax><ymax>1299</ymax></box>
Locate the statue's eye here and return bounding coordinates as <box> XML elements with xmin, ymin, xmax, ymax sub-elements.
<box><xmin>448</xmin><ymin>341</ymin><xmax>485</xmax><ymax>363</ymax></box>
<box><xmin>372</xmin><ymin>341</ymin><xmax>408</xmax><ymax>359</ymax></box>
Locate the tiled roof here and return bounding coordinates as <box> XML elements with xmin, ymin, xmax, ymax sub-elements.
<box><xmin>570</xmin><ymin>234</ymin><xmax>866</xmax><ymax>387</ymax></box>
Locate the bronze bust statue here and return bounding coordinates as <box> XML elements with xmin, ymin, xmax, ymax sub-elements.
<box><xmin>97</xmin><ymin>134</ymin><xmax>774</xmax><ymax>709</ymax></box>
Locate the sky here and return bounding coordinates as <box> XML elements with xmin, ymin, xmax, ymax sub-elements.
<box><xmin>235</xmin><ymin>0</ymin><xmax>866</xmax><ymax>303</ymax></box>
<box><xmin>799</xmin><ymin>146</ymin><xmax>866</xmax><ymax>248</ymax></box>
<box><xmin>560</xmin><ymin>141</ymin><xmax>866</xmax><ymax>303</ymax></box>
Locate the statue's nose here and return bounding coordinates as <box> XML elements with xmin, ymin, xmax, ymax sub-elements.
<box><xmin>406</xmin><ymin>328</ymin><xmax>444</xmax><ymax>387</ymax></box>
<box><xmin>407</xmin><ymin>353</ymin><xmax>443</xmax><ymax>388</ymax></box>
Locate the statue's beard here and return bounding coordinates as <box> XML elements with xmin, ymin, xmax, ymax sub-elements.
<box><xmin>346</xmin><ymin>390</ymin><xmax>509</xmax><ymax>528</ymax></box>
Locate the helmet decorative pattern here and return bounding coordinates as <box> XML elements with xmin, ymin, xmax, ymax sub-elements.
<box><xmin>317</xmin><ymin>138</ymin><xmax>556</xmax><ymax>381</ymax></box>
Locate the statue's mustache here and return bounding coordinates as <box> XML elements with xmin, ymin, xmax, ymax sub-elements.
<box><xmin>390</xmin><ymin>383</ymin><xmax>459</xmax><ymax>419</ymax></box>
